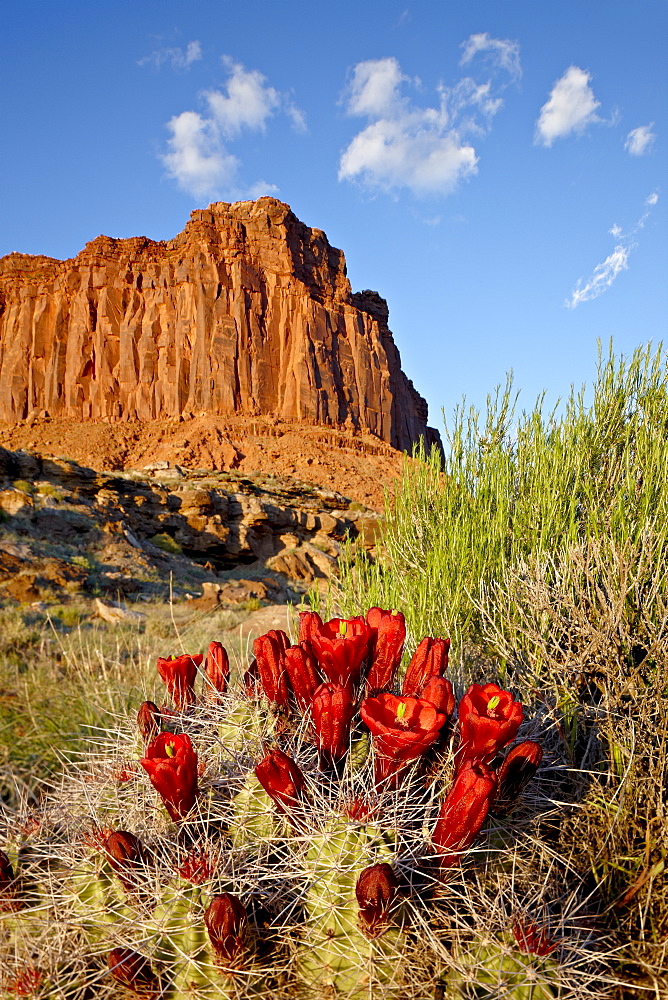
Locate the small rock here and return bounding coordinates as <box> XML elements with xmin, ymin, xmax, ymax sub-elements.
<box><xmin>94</xmin><ymin>598</ymin><xmax>145</xmax><ymax>624</ymax></box>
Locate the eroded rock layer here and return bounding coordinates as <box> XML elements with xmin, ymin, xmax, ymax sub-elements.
<box><xmin>0</xmin><ymin>198</ymin><xmax>438</xmax><ymax>451</ymax></box>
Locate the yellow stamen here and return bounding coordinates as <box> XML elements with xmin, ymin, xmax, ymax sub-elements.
<box><xmin>391</xmin><ymin>609</ymin><xmax>398</xmax><ymax>616</ymax></box>
<box><xmin>396</xmin><ymin>701</ymin><xmax>407</xmax><ymax>721</ymax></box>
<box><xmin>339</xmin><ymin>620</ymin><xmax>348</xmax><ymax>637</ymax></box>
<box><xmin>487</xmin><ymin>696</ymin><xmax>500</xmax><ymax>712</ymax></box>
<box><xmin>165</xmin><ymin>742</ymin><xmax>176</xmax><ymax>758</ymax></box>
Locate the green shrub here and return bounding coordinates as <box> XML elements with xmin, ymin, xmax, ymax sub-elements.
<box><xmin>336</xmin><ymin>342</ymin><xmax>668</xmax><ymax>994</ymax></box>
<box><xmin>338</xmin><ymin>342</ymin><xmax>668</xmax><ymax>657</ymax></box>
<box><xmin>11</xmin><ymin>479</ymin><xmax>34</xmax><ymax>495</ymax></box>
<box><xmin>150</xmin><ymin>532</ymin><xmax>183</xmax><ymax>554</ymax></box>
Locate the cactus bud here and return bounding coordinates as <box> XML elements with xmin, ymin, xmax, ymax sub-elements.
<box><xmin>365</xmin><ymin>607</ymin><xmax>406</xmax><ymax>694</ymax></box>
<box><xmin>311</xmin><ymin>681</ymin><xmax>355</xmax><ymax>766</ymax></box>
<box><xmin>205</xmin><ymin>641</ymin><xmax>230</xmax><ymax>698</ymax></box>
<box><xmin>0</xmin><ymin>849</ymin><xmax>21</xmax><ymax>912</ymax></box>
<box><xmin>243</xmin><ymin>657</ymin><xmax>261</xmax><ymax>697</ymax></box>
<box><xmin>136</xmin><ymin>701</ymin><xmax>161</xmax><ymax>743</ymax></box>
<box><xmin>156</xmin><ymin>653</ymin><xmax>203</xmax><ymax>710</ymax></box>
<box><xmin>253</xmin><ymin>630</ymin><xmax>291</xmax><ymax>707</ymax></box>
<box><xmin>255</xmin><ymin>748</ymin><xmax>306</xmax><ymax>818</ymax></box>
<box><xmin>421</xmin><ymin>676</ymin><xmax>455</xmax><ymax>719</ymax></box>
<box><xmin>204</xmin><ymin>892</ymin><xmax>247</xmax><ymax>965</ymax></box>
<box><xmin>356</xmin><ymin>862</ymin><xmax>399</xmax><ymax>936</ymax></box>
<box><xmin>298</xmin><ymin>610</ymin><xmax>323</xmax><ymax>643</ymax></box>
<box><xmin>513</xmin><ymin>919</ymin><xmax>556</xmax><ymax>955</ymax></box>
<box><xmin>402</xmin><ymin>637</ymin><xmax>450</xmax><ymax>697</ymax></box>
<box><xmin>108</xmin><ymin>948</ymin><xmax>160</xmax><ymax>998</ymax></box>
<box><xmin>492</xmin><ymin>741</ymin><xmax>543</xmax><ymax>816</ymax></box>
<box><xmin>284</xmin><ymin>642</ymin><xmax>321</xmax><ymax>710</ymax></box>
<box><xmin>4</xmin><ymin>965</ymin><xmax>43</xmax><ymax>996</ymax></box>
<box><xmin>432</xmin><ymin>761</ymin><xmax>497</xmax><ymax>869</ymax></box>
<box><xmin>102</xmin><ymin>830</ymin><xmax>145</xmax><ymax>892</ymax></box>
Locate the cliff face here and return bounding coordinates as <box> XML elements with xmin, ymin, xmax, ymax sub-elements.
<box><xmin>0</xmin><ymin>197</ymin><xmax>438</xmax><ymax>451</ymax></box>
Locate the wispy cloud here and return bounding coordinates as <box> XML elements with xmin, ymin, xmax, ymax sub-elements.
<box><xmin>535</xmin><ymin>66</ymin><xmax>601</xmax><ymax>146</ymax></box>
<box><xmin>339</xmin><ymin>40</ymin><xmax>519</xmax><ymax>198</ymax></box>
<box><xmin>567</xmin><ymin>245</ymin><xmax>631</xmax><ymax>309</ymax></box>
<box><xmin>624</xmin><ymin>123</ymin><xmax>656</xmax><ymax>156</ymax></box>
<box><xmin>567</xmin><ymin>192</ymin><xmax>659</xmax><ymax>308</ymax></box>
<box><xmin>138</xmin><ymin>40</ymin><xmax>202</xmax><ymax>71</ymax></box>
<box><xmin>161</xmin><ymin>57</ymin><xmax>304</xmax><ymax>200</ymax></box>
<box><xmin>460</xmin><ymin>32</ymin><xmax>521</xmax><ymax>80</ymax></box>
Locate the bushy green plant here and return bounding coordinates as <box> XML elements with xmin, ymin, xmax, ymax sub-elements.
<box><xmin>335</xmin><ymin>342</ymin><xmax>668</xmax><ymax>996</ymax></box>
<box><xmin>338</xmin><ymin>342</ymin><xmax>668</xmax><ymax>657</ymax></box>
<box><xmin>150</xmin><ymin>533</ymin><xmax>183</xmax><ymax>555</ymax></box>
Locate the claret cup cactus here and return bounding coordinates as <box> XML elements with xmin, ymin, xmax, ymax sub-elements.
<box><xmin>0</xmin><ymin>608</ymin><xmax>608</xmax><ymax>998</ymax></box>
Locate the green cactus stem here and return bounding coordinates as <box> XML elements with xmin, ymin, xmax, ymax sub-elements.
<box><xmin>451</xmin><ymin>932</ymin><xmax>561</xmax><ymax>999</ymax></box>
<box><xmin>298</xmin><ymin>815</ymin><xmax>405</xmax><ymax>999</ymax></box>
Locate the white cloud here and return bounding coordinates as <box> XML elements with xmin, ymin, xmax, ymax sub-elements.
<box><xmin>567</xmin><ymin>191</ymin><xmax>658</xmax><ymax>308</ymax></box>
<box><xmin>161</xmin><ymin>57</ymin><xmax>305</xmax><ymax>200</ymax></box>
<box><xmin>204</xmin><ymin>58</ymin><xmax>280</xmax><ymax>137</ymax></box>
<box><xmin>163</xmin><ymin>111</ymin><xmax>239</xmax><ymax>199</ymax></box>
<box><xmin>138</xmin><ymin>40</ymin><xmax>202</xmax><ymax>71</ymax></box>
<box><xmin>346</xmin><ymin>57</ymin><xmax>408</xmax><ymax>117</ymax></box>
<box><xmin>625</xmin><ymin>124</ymin><xmax>656</xmax><ymax>156</ymax></box>
<box><xmin>567</xmin><ymin>245</ymin><xmax>631</xmax><ymax>308</ymax></box>
<box><xmin>460</xmin><ymin>32</ymin><xmax>521</xmax><ymax>80</ymax></box>
<box><xmin>339</xmin><ymin>52</ymin><xmax>516</xmax><ymax>197</ymax></box>
<box><xmin>535</xmin><ymin>66</ymin><xmax>601</xmax><ymax>146</ymax></box>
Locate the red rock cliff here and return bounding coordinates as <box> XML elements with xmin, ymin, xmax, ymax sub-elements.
<box><xmin>0</xmin><ymin>198</ymin><xmax>439</xmax><ymax>451</ymax></box>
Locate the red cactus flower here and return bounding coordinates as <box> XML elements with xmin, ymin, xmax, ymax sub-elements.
<box><xmin>311</xmin><ymin>681</ymin><xmax>355</xmax><ymax>766</ymax></box>
<box><xmin>102</xmin><ymin>830</ymin><xmax>145</xmax><ymax>891</ymax></box>
<box><xmin>432</xmin><ymin>761</ymin><xmax>497</xmax><ymax>868</ymax></box>
<box><xmin>361</xmin><ymin>693</ymin><xmax>447</xmax><ymax>787</ymax></box>
<box><xmin>421</xmin><ymin>676</ymin><xmax>455</xmax><ymax>719</ymax></box>
<box><xmin>140</xmin><ymin>732</ymin><xmax>198</xmax><ymax>822</ymax></box>
<box><xmin>283</xmin><ymin>642</ymin><xmax>321</xmax><ymax>710</ymax></box>
<box><xmin>253</xmin><ymin>630</ymin><xmax>291</xmax><ymax>707</ymax></box>
<box><xmin>177</xmin><ymin>849</ymin><xmax>217</xmax><ymax>885</ymax></box>
<box><xmin>402</xmin><ymin>637</ymin><xmax>450</xmax><ymax>698</ymax></box>
<box><xmin>356</xmin><ymin>862</ymin><xmax>399</xmax><ymax>936</ymax></box>
<box><xmin>156</xmin><ymin>653</ymin><xmax>203</xmax><ymax>710</ymax></box>
<box><xmin>457</xmin><ymin>683</ymin><xmax>524</xmax><ymax>768</ymax></box>
<box><xmin>513</xmin><ymin>919</ymin><xmax>557</xmax><ymax>955</ymax></box>
<box><xmin>136</xmin><ymin>701</ymin><xmax>161</xmax><ymax>743</ymax></box>
<box><xmin>108</xmin><ymin>948</ymin><xmax>159</xmax><ymax>998</ymax></box>
<box><xmin>205</xmin><ymin>641</ymin><xmax>230</xmax><ymax>698</ymax></box>
<box><xmin>4</xmin><ymin>965</ymin><xmax>43</xmax><ymax>997</ymax></box>
<box><xmin>306</xmin><ymin>615</ymin><xmax>371</xmax><ymax>688</ymax></box>
<box><xmin>255</xmin><ymin>748</ymin><xmax>306</xmax><ymax>817</ymax></box>
<box><xmin>365</xmin><ymin>607</ymin><xmax>406</xmax><ymax>693</ymax></box>
<box><xmin>492</xmin><ymin>740</ymin><xmax>542</xmax><ymax>816</ymax></box>
<box><xmin>204</xmin><ymin>893</ymin><xmax>247</xmax><ymax>965</ymax></box>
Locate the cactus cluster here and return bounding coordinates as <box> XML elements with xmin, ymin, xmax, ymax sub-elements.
<box><xmin>0</xmin><ymin>609</ymin><xmax>610</xmax><ymax>998</ymax></box>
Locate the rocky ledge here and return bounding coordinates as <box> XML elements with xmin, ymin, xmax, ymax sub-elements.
<box><xmin>0</xmin><ymin>447</ymin><xmax>380</xmax><ymax>611</ymax></box>
<box><xmin>0</xmin><ymin>198</ymin><xmax>440</xmax><ymax>454</ymax></box>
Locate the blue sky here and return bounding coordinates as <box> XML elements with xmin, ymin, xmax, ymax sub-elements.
<box><xmin>1</xmin><ymin>0</ymin><xmax>666</xmax><ymax>428</ymax></box>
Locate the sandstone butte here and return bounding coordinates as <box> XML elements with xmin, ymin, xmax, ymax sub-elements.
<box><xmin>0</xmin><ymin>197</ymin><xmax>439</xmax><ymax>456</ymax></box>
